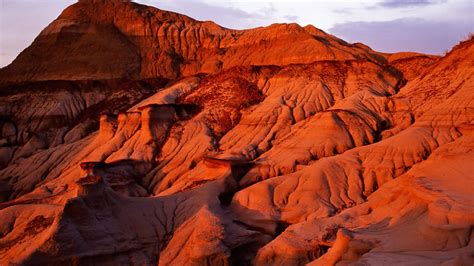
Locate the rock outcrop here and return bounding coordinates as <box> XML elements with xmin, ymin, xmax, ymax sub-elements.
<box><xmin>0</xmin><ymin>1</ymin><xmax>473</xmax><ymax>265</ymax></box>
<box><xmin>0</xmin><ymin>0</ymin><xmax>383</xmax><ymax>84</ymax></box>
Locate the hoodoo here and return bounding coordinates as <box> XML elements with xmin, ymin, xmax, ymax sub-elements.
<box><xmin>0</xmin><ymin>1</ymin><xmax>473</xmax><ymax>265</ymax></box>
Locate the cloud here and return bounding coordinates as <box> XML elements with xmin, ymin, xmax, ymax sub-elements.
<box><xmin>333</xmin><ymin>8</ymin><xmax>354</xmax><ymax>14</ymax></box>
<box><xmin>329</xmin><ymin>18</ymin><xmax>473</xmax><ymax>54</ymax></box>
<box><xmin>143</xmin><ymin>0</ymin><xmax>277</xmax><ymax>29</ymax></box>
<box><xmin>284</xmin><ymin>15</ymin><xmax>299</xmax><ymax>21</ymax></box>
<box><xmin>377</xmin><ymin>0</ymin><xmax>446</xmax><ymax>8</ymax></box>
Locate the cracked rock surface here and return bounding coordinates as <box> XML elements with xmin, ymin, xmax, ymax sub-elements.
<box><xmin>0</xmin><ymin>1</ymin><xmax>473</xmax><ymax>265</ymax></box>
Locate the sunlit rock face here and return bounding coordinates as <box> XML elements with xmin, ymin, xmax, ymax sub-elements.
<box><xmin>0</xmin><ymin>0</ymin><xmax>473</xmax><ymax>265</ymax></box>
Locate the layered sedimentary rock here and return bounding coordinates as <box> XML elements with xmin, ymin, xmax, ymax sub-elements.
<box><xmin>0</xmin><ymin>0</ymin><xmax>473</xmax><ymax>265</ymax></box>
<box><xmin>0</xmin><ymin>0</ymin><xmax>383</xmax><ymax>84</ymax></box>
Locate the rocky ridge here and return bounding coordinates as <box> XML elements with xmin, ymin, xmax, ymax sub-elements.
<box><xmin>0</xmin><ymin>0</ymin><xmax>473</xmax><ymax>265</ymax></box>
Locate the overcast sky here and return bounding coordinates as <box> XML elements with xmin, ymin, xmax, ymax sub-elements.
<box><xmin>0</xmin><ymin>0</ymin><xmax>472</xmax><ymax>67</ymax></box>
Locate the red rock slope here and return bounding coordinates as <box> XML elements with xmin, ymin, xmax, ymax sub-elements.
<box><xmin>0</xmin><ymin>0</ymin><xmax>382</xmax><ymax>84</ymax></box>
<box><xmin>0</xmin><ymin>0</ymin><xmax>472</xmax><ymax>265</ymax></box>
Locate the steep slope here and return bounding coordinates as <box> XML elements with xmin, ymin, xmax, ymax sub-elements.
<box><xmin>385</xmin><ymin>52</ymin><xmax>439</xmax><ymax>81</ymax></box>
<box><xmin>0</xmin><ymin>1</ymin><xmax>473</xmax><ymax>265</ymax></box>
<box><xmin>235</xmin><ymin>37</ymin><xmax>474</xmax><ymax>265</ymax></box>
<box><xmin>0</xmin><ymin>0</ymin><xmax>383</xmax><ymax>84</ymax></box>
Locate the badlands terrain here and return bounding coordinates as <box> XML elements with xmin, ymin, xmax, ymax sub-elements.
<box><xmin>0</xmin><ymin>0</ymin><xmax>473</xmax><ymax>265</ymax></box>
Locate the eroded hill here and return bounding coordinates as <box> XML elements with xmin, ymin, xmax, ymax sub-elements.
<box><xmin>0</xmin><ymin>0</ymin><xmax>473</xmax><ymax>265</ymax></box>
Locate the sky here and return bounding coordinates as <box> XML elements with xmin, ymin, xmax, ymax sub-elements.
<box><xmin>0</xmin><ymin>0</ymin><xmax>472</xmax><ymax>67</ymax></box>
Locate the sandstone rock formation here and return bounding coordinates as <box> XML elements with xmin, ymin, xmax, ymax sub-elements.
<box><xmin>0</xmin><ymin>0</ymin><xmax>473</xmax><ymax>265</ymax></box>
<box><xmin>0</xmin><ymin>0</ymin><xmax>382</xmax><ymax>85</ymax></box>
